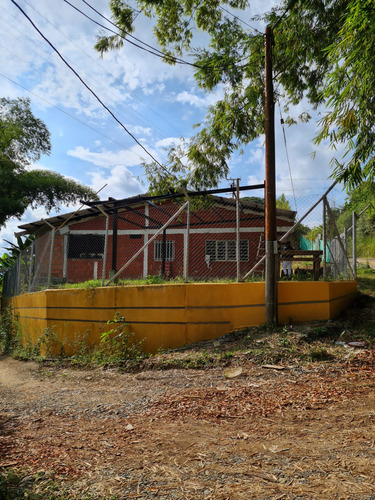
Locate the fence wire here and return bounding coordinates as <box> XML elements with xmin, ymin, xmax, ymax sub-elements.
<box><xmin>2</xmin><ymin>183</ymin><xmax>362</xmax><ymax>298</ymax></box>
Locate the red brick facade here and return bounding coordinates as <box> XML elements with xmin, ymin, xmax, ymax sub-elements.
<box><xmin>32</xmin><ymin>198</ymin><xmax>295</xmax><ymax>283</ymax></box>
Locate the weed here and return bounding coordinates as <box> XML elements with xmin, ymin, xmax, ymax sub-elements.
<box><xmin>313</xmin><ymin>326</ymin><xmax>328</xmax><ymax>337</ymax></box>
<box><xmin>35</xmin><ymin>327</ymin><xmax>64</xmax><ymax>357</ymax></box>
<box><xmin>66</xmin><ymin>313</ymin><xmax>147</xmax><ymax>368</ymax></box>
<box><xmin>0</xmin><ymin>468</ymin><xmax>69</xmax><ymax>499</ymax></box>
<box><xmin>279</xmin><ymin>326</ymin><xmax>292</xmax><ymax>347</ymax></box>
<box><xmin>0</xmin><ymin>305</ymin><xmax>15</xmax><ymax>354</ymax></box>
<box><xmin>305</xmin><ymin>347</ymin><xmax>334</xmax><ymax>362</ymax></box>
<box><xmin>70</xmin><ymin>330</ymin><xmax>94</xmax><ymax>365</ymax></box>
<box><xmin>93</xmin><ymin>313</ymin><xmax>145</xmax><ymax>366</ymax></box>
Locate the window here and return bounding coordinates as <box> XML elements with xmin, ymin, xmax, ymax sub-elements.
<box><xmin>205</xmin><ymin>240</ymin><xmax>249</xmax><ymax>262</ymax></box>
<box><xmin>154</xmin><ymin>240</ymin><xmax>175</xmax><ymax>261</ymax></box>
<box><xmin>68</xmin><ymin>234</ymin><xmax>105</xmax><ymax>259</ymax></box>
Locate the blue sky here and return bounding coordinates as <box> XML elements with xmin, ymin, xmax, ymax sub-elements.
<box><xmin>0</xmin><ymin>0</ymin><xmax>347</xmax><ymax>252</ymax></box>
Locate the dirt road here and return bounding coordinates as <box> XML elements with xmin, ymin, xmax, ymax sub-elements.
<box><xmin>357</xmin><ymin>258</ymin><xmax>375</xmax><ymax>269</ymax></box>
<box><xmin>1</xmin><ymin>351</ymin><xmax>375</xmax><ymax>499</ymax></box>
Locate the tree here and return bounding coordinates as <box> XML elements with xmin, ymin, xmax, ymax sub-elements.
<box><xmin>241</xmin><ymin>194</ymin><xmax>291</xmax><ymax>209</ymax></box>
<box><xmin>315</xmin><ymin>0</ymin><xmax>375</xmax><ymax>188</ymax></box>
<box><xmin>96</xmin><ymin>0</ymin><xmax>375</xmax><ymax>188</ymax></box>
<box><xmin>276</xmin><ymin>193</ymin><xmax>291</xmax><ymax>210</ymax></box>
<box><xmin>96</xmin><ymin>0</ymin><xmax>374</xmax><ymax>191</ymax></box>
<box><xmin>336</xmin><ymin>182</ymin><xmax>375</xmax><ymax>245</ymax></box>
<box><xmin>0</xmin><ymin>97</ymin><xmax>97</xmax><ymax>227</ymax></box>
<box><xmin>241</xmin><ymin>196</ymin><xmax>265</xmax><ymax>205</ymax></box>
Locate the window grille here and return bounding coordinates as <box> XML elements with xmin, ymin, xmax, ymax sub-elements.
<box><xmin>154</xmin><ymin>240</ymin><xmax>175</xmax><ymax>261</ymax></box>
<box><xmin>67</xmin><ymin>234</ymin><xmax>104</xmax><ymax>259</ymax></box>
<box><xmin>205</xmin><ymin>240</ymin><xmax>249</xmax><ymax>262</ymax></box>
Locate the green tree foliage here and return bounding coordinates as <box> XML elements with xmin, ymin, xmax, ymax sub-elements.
<box><xmin>275</xmin><ymin>193</ymin><xmax>291</xmax><ymax>210</ymax></box>
<box><xmin>337</xmin><ymin>182</ymin><xmax>375</xmax><ymax>242</ymax></box>
<box><xmin>0</xmin><ymin>97</ymin><xmax>97</xmax><ymax>227</ymax></box>
<box><xmin>241</xmin><ymin>196</ymin><xmax>265</xmax><ymax>205</ymax></box>
<box><xmin>96</xmin><ymin>0</ymin><xmax>371</xmax><ymax>190</ymax></box>
<box><xmin>241</xmin><ymin>194</ymin><xmax>290</xmax><ymax>209</ymax></box>
<box><xmin>315</xmin><ymin>0</ymin><xmax>375</xmax><ymax>189</ymax></box>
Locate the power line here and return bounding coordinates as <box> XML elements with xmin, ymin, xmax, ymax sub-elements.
<box><xmin>64</xmin><ymin>0</ymin><xmax>205</xmax><ymax>70</ymax></box>
<box><xmin>10</xmin><ymin>0</ymin><xmax>172</xmax><ymax>177</ymax></box>
<box><xmin>272</xmin><ymin>0</ymin><xmax>299</xmax><ymax>30</ymax></box>
<box><xmin>16</xmin><ymin>0</ymin><xmax>184</xmax><ymax>138</ymax></box>
<box><xmin>0</xmin><ymin>16</ymin><xmax>169</xmax><ymax>144</ymax></box>
<box><xmin>0</xmin><ymin>72</ymin><xmax>152</xmax><ymax>178</ymax></box>
<box><xmin>217</xmin><ymin>5</ymin><xmax>263</xmax><ymax>35</ymax></box>
<box><xmin>73</xmin><ymin>0</ymin><xmax>251</xmax><ymax>74</ymax></box>
<box><xmin>277</xmin><ymin>99</ymin><xmax>297</xmax><ymax>212</ymax></box>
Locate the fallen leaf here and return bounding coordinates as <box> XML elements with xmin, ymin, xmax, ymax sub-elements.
<box><xmin>237</xmin><ymin>431</ymin><xmax>250</xmax><ymax>440</ymax></box>
<box><xmin>262</xmin><ymin>364</ymin><xmax>286</xmax><ymax>371</ymax></box>
<box><xmin>223</xmin><ymin>367</ymin><xmax>243</xmax><ymax>379</ymax></box>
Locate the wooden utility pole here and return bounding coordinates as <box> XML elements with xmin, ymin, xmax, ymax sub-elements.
<box><xmin>264</xmin><ymin>26</ymin><xmax>278</xmax><ymax>325</ymax></box>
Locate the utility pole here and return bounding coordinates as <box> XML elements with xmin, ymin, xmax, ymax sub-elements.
<box><xmin>109</xmin><ymin>198</ymin><xmax>118</xmax><ymax>277</ymax></box>
<box><xmin>264</xmin><ymin>26</ymin><xmax>278</xmax><ymax>325</ymax></box>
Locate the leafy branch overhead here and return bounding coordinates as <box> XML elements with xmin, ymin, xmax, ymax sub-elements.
<box><xmin>0</xmin><ymin>97</ymin><xmax>97</xmax><ymax>228</ymax></box>
<box><xmin>97</xmin><ymin>0</ymin><xmax>375</xmax><ymax>190</ymax></box>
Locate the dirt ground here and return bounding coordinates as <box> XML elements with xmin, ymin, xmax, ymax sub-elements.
<box><xmin>1</xmin><ymin>343</ymin><xmax>375</xmax><ymax>499</ymax></box>
<box><xmin>357</xmin><ymin>258</ymin><xmax>375</xmax><ymax>269</ymax></box>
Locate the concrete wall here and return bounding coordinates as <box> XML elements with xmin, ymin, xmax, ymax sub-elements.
<box><xmin>10</xmin><ymin>281</ymin><xmax>357</xmax><ymax>355</ymax></box>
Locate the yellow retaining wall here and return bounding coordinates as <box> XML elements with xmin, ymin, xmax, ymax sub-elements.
<box><xmin>9</xmin><ymin>281</ymin><xmax>357</xmax><ymax>355</ymax></box>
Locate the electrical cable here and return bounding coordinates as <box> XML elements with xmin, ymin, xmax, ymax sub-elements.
<box><xmin>4</xmin><ymin>0</ymin><xmax>183</xmax><ymax>138</ymax></box>
<box><xmin>217</xmin><ymin>5</ymin><xmax>263</xmax><ymax>35</ymax></box>
<box><xmin>0</xmin><ymin>24</ymin><xmax>172</xmax><ymax>146</ymax></box>
<box><xmin>0</xmin><ymin>72</ymin><xmax>154</xmax><ymax>179</ymax></box>
<box><xmin>76</xmin><ymin>0</ymin><xmax>252</xmax><ymax>73</ymax></box>
<box><xmin>277</xmin><ymin>98</ymin><xmax>297</xmax><ymax>212</ymax></box>
<box><xmin>65</xmin><ymin>0</ymin><xmax>212</xmax><ymax>70</ymax></box>
<box><xmin>80</xmin><ymin>0</ymin><xmax>183</xmax><ymax>60</ymax></box>
<box><xmin>64</xmin><ymin>0</ymin><xmax>197</xmax><ymax>68</ymax></box>
<box><xmin>272</xmin><ymin>0</ymin><xmax>299</xmax><ymax>30</ymax></box>
<box><xmin>10</xmin><ymin>0</ymin><xmax>173</xmax><ymax>178</ymax></box>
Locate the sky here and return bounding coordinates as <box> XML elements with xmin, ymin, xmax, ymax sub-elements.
<box><xmin>0</xmin><ymin>0</ymin><xmax>347</xmax><ymax>252</ymax></box>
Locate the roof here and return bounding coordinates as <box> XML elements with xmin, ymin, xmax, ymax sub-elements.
<box><xmin>17</xmin><ymin>185</ymin><xmax>296</xmax><ymax>235</ymax></box>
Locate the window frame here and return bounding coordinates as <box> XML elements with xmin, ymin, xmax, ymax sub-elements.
<box><xmin>205</xmin><ymin>239</ymin><xmax>249</xmax><ymax>262</ymax></box>
<box><xmin>154</xmin><ymin>239</ymin><xmax>175</xmax><ymax>262</ymax></box>
<box><xmin>67</xmin><ymin>234</ymin><xmax>105</xmax><ymax>259</ymax></box>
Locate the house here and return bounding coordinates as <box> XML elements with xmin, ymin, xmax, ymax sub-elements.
<box><xmin>17</xmin><ymin>189</ymin><xmax>296</xmax><ymax>285</ymax></box>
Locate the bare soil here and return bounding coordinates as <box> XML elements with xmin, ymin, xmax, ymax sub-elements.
<box><xmin>1</xmin><ymin>344</ymin><xmax>375</xmax><ymax>499</ymax></box>
<box><xmin>357</xmin><ymin>258</ymin><xmax>375</xmax><ymax>269</ymax></box>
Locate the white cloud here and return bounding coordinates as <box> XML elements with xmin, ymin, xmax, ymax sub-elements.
<box><xmin>155</xmin><ymin>137</ymin><xmax>182</xmax><ymax>148</ymax></box>
<box><xmin>68</xmin><ymin>146</ymin><xmax>147</xmax><ymax>168</ymax></box>
<box><xmin>175</xmin><ymin>88</ymin><xmax>224</xmax><ymax>108</ymax></box>
<box><xmin>128</xmin><ymin>125</ymin><xmax>152</xmax><ymax>137</ymax></box>
<box><xmin>88</xmin><ymin>165</ymin><xmax>144</xmax><ymax>200</ymax></box>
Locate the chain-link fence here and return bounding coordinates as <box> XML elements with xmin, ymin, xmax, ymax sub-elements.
<box><xmin>2</xmin><ymin>182</ymin><xmax>362</xmax><ymax>298</ymax></box>
<box><xmin>242</xmin><ymin>182</ymin><xmax>359</xmax><ymax>282</ymax></box>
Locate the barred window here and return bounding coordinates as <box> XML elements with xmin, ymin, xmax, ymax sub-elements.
<box><xmin>154</xmin><ymin>240</ymin><xmax>175</xmax><ymax>261</ymax></box>
<box><xmin>205</xmin><ymin>240</ymin><xmax>249</xmax><ymax>262</ymax></box>
<box><xmin>68</xmin><ymin>234</ymin><xmax>104</xmax><ymax>259</ymax></box>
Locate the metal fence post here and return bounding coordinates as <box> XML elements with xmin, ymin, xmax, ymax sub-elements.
<box><xmin>352</xmin><ymin>211</ymin><xmax>357</xmax><ymax>279</ymax></box>
<box><xmin>39</xmin><ymin>219</ymin><xmax>56</xmax><ymax>289</ymax></box>
<box><xmin>96</xmin><ymin>205</ymin><xmax>109</xmax><ymax>286</ymax></box>
<box><xmin>47</xmin><ymin>228</ymin><xmax>55</xmax><ymax>289</ymax></box>
<box><xmin>183</xmin><ymin>199</ymin><xmax>190</xmax><ymax>282</ymax></box>
<box><xmin>322</xmin><ymin>197</ymin><xmax>327</xmax><ymax>281</ymax></box>
<box><xmin>344</xmin><ymin>226</ymin><xmax>348</xmax><ymax>279</ymax></box>
<box><xmin>28</xmin><ymin>240</ymin><xmax>35</xmax><ymax>292</ymax></box>
<box><xmin>15</xmin><ymin>255</ymin><xmax>22</xmax><ymax>295</ymax></box>
<box><xmin>236</xmin><ymin>179</ymin><xmax>240</xmax><ymax>282</ymax></box>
